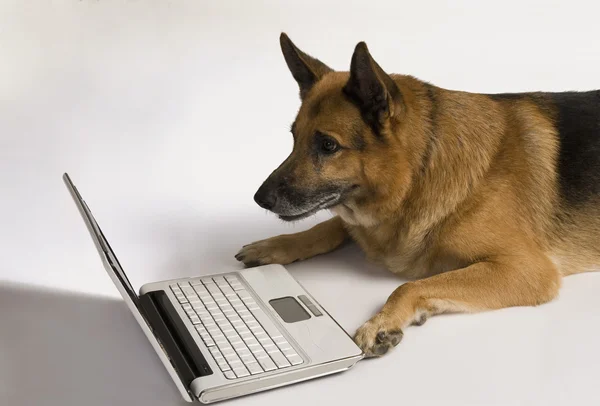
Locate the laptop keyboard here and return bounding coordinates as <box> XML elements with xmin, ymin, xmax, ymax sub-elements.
<box><xmin>170</xmin><ymin>275</ymin><xmax>303</xmax><ymax>379</ymax></box>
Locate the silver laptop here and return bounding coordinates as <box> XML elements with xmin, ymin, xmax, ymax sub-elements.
<box><xmin>63</xmin><ymin>173</ymin><xmax>363</xmax><ymax>403</ymax></box>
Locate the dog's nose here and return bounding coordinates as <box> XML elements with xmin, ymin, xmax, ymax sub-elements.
<box><xmin>254</xmin><ymin>187</ymin><xmax>277</xmax><ymax>211</ymax></box>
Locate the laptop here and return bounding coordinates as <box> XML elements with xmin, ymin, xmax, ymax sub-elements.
<box><xmin>63</xmin><ymin>173</ymin><xmax>363</xmax><ymax>403</ymax></box>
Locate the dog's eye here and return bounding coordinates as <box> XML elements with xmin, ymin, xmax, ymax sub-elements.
<box><xmin>320</xmin><ymin>138</ymin><xmax>339</xmax><ymax>154</ymax></box>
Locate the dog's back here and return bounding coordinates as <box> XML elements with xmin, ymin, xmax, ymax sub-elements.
<box><xmin>483</xmin><ymin>90</ymin><xmax>600</xmax><ymax>276</ymax></box>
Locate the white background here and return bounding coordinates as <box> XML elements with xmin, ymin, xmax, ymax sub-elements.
<box><xmin>2</xmin><ymin>1</ymin><xmax>600</xmax><ymax>405</ymax></box>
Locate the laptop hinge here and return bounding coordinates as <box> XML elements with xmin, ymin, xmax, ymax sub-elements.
<box><xmin>139</xmin><ymin>291</ymin><xmax>213</xmax><ymax>399</ymax></box>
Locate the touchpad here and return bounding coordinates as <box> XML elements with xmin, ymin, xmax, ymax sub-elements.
<box><xmin>269</xmin><ymin>296</ymin><xmax>311</xmax><ymax>323</ymax></box>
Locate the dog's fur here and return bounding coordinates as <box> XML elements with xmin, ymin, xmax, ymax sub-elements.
<box><xmin>235</xmin><ymin>33</ymin><xmax>600</xmax><ymax>357</ymax></box>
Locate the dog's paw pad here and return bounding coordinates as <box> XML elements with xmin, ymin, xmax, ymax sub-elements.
<box><xmin>354</xmin><ymin>318</ymin><xmax>403</xmax><ymax>358</ymax></box>
<box><xmin>412</xmin><ymin>313</ymin><xmax>428</xmax><ymax>326</ymax></box>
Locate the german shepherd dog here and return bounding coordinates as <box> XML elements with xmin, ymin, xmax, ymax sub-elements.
<box><xmin>235</xmin><ymin>33</ymin><xmax>600</xmax><ymax>357</ymax></box>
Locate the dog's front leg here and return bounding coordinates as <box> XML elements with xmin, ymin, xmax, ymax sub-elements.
<box><xmin>354</xmin><ymin>253</ymin><xmax>561</xmax><ymax>357</ymax></box>
<box><xmin>235</xmin><ymin>216</ymin><xmax>348</xmax><ymax>267</ymax></box>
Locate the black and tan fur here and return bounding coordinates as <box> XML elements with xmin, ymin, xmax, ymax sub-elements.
<box><xmin>235</xmin><ymin>33</ymin><xmax>600</xmax><ymax>357</ymax></box>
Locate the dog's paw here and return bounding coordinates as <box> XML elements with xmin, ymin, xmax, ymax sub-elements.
<box><xmin>235</xmin><ymin>236</ymin><xmax>299</xmax><ymax>267</ymax></box>
<box><xmin>354</xmin><ymin>313</ymin><xmax>404</xmax><ymax>357</ymax></box>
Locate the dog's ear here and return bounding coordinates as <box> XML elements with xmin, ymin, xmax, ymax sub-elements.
<box><xmin>343</xmin><ymin>42</ymin><xmax>401</xmax><ymax>135</ymax></box>
<box><xmin>280</xmin><ymin>33</ymin><xmax>333</xmax><ymax>99</ymax></box>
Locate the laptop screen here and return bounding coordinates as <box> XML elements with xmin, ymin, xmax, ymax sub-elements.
<box><xmin>63</xmin><ymin>174</ymin><xmax>139</xmax><ymax>305</ymax></box>
<box><xmin>64</xmin><ymin>173</ymin><xmax>196</xmax><ymax>401</ymax></box>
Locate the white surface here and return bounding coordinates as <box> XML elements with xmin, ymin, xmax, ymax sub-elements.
<box><xmin>2</xmin><ymin>1</ymin><xmax>600</xmax><ymax>405</ymax></box>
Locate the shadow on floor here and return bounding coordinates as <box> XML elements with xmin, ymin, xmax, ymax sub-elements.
<box><xmin>0</xmin><ymin>282</ymin><xmax>186</xmax><ymax>406</ymax></box>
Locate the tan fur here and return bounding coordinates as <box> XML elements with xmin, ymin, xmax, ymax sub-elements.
<box><xmin>238</xmin><ymin>36</ymin><xmax>600</xmax><ymax>357</ymax></box>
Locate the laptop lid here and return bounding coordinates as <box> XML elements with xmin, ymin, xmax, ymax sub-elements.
<box><xmin>63</xmin><ymin>173</ymin><xmax>194</xmax><ymax>402</ymax></box>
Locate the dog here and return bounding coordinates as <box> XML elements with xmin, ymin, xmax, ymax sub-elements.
<box><xmin>235</xmin><ymin>33</ymin><xmax>600</xmax><ymax>357</ymax></box>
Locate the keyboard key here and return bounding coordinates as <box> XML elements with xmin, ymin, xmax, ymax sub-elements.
<box><xmin>287</xmin><ymin>354</ymin><xmax>303</xmax><ymax>365</ymax></box>
<box><xmin>248</xmin><ymin>344</ymin><xmax>263</xmax><ymax>355</ymax></box>
<box><xmin>249</xmin><ymin>325</ymin><xmax>265</xmax><ymax>335</ymax></box>
<box><xmin>258</xmin><ymin>337</ymin><xmax>274</xmax><ymax>347</ymax></box>
<box><xmin>192</xmin><ymin>285</ymin><xmax>208</xmax><ymax>294</ymax></box>
<box><xmin>257</xmin><ymin>356</ymin><xmax>277</xmax><ymax>371</ymax></box>
<box><xmin>190</xmin><ymin>315</ymin><xmax>201</xmax><ymax>324</ymax></box>
<box><xmin>240</xmin><ymin>354</ymin><xmax>256</xmax><ymax>364</ymax></box>
<box><xmin>181</xmin><ymin>286</ymin><xmax>196</xmax><ymax>298</ymax></box>
<box><xmin>190</xmin><ymin>279</ymin><xmax>203</xmax><ymax>286</ymax></box>
<box><xmin>215</xmin><ymin>357</ymin><xmax>230</xmax><ymax>371</ymax></box>
<box><xmin>207</xmin><ymin>306</ymin><xmax>220</xmax><ymax>314</ymax></box>
<box><xmin>277</xmin><ymin>342</ymin><xmax>293</xmax><ymax>352</ymax></box>
<box><xmin>224</xmin><ymin>370</ymin><xmax>236</xmax><ymax>379</ymax></box>
<box><xmin>246</xmin><ymin>362</ymin><xmax>263</xmax><ymax>375</ymax></box>
<box><xmin>202</xmin><ymin>317</ymin><xmax>216</xmax><ymax>326</ymax></box>
<box><xmin>232</xmin><ymin>342</ymin><xmax>247</xmax><ymax>351</ymax></box>
<box><xmin>205</xmin><ymin>285</ymin><xmax>220</xmax><ymax>295</ymax></box>
<box><xmin>229</xmin><ymin>297</ymin><xmax>243</xmax><ymax>305</ymax></box>
<box><xmin>247</xmin><ymin>303</ymin><xmax>261</xmax><ymax>311</ymax></box>
<box><xmin>224</xmin><ymin>352</ymin><xmax>239</xmax><ymax>362</ymax></box>
<box><xmin>239</xmin><ymin>326</ymin><xmax>252</xmax><ymax>335</ymax></box>
<box><xmin>229</xmin><ymin>359</ymin><xmax>243</xmax><ymax>369</ymax></box>
<box><xmin>212</xmin><ymin>334</ymin><xmax>226</xmax><ymax>345</ymax></box>
<box><xmin>230</xmin><ymin>282</ymin><xmax>245</xmax><ymax>291</ymax></box>
<box><xmin>238</xmin><ymin>290</ymin><xmax>252</xmax><ymax>299</ymax></box>
<box><xmin>246</xmin><ymin>320</ymin><xmax>260</xmax><ymax>329</ymax></box>
<box><xmin>240</xmin><ymin>297</ymin><xmax>255</xmax><ymax>305</ymax></box>
<box><xmin>170</xmin><ymin>287</ymin><xmax>188</xmax><ymax>303</ymax></box>
<box><xmin>270</xmin><ymin>352</ymin><xmax>291</xmax><ymax>368</ymax></box>
<box><xmin>264</xmin><ymin>344</ymin><xmax>280</xmax><ymax>354</ymax></box>
<box><xmin>231</xmin><ymin>321</ymin><xmax>245</xmax><ymax>330</ymax></box>
<box><xmin>253</xmin><ymin>329</ymin><xmax>267</xmax><ymax>338</ymax></box>
<box><xmin>213</xmin><ymin>314</ymin><xmax>226</xmax><ymax>322</ymax></box>
<box><xmin>272</xmin><ymin>336</ymin><xmax>287</xmax><ymax>345</ymax></box>
<box><xmin>281</xmin><ymin>347</ymin><xmax>297</xmax><ymax>357</ymax></box>
<box><xmin>253</xmin><ymin>349</ymin><xmax>269</xmax><ymax>359</ymax></box>
<box><xmin>245</xmin><ymin>337</ymin><xmax>259</xmax><ymax>346</ymax></box>
<box><xmin>233</xmin><ymin>366</ymin><xmax>250</xmax><ymax>378</ymax></box>
<box><xmin>229</xmin><ymin>335</ymin><xmax>243</xmax><ymax>344</ymax></box>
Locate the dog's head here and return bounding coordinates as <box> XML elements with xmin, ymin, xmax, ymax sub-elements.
<box><xmin>254</xmin><ymin>33</ymin><xmax>416</xmax><ymax>225</ymax></box>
